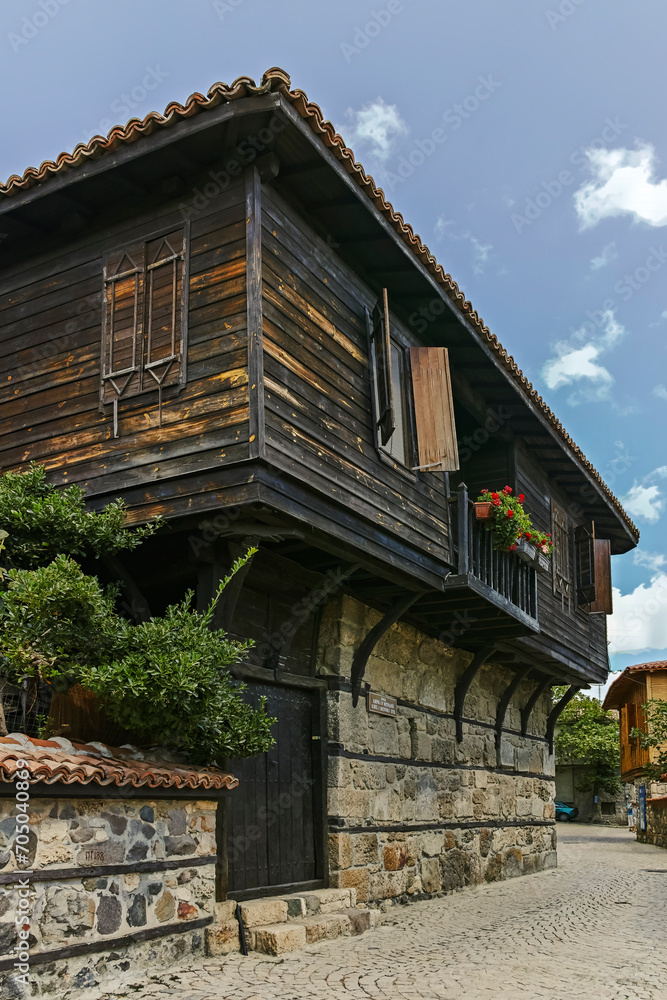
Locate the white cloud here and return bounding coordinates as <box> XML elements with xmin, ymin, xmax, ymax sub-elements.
<box><xmin>608</xmin><ymin>573</ymin><xmax>667</xmax><ymax>653</ymax></box>
<box><xmin>575</xmin><ymin>144</ymin><xmax>667</xmax><ymax>229</ymax></box>
<box><xmin>653</xmin><ymin>384</ymin><xmax>667</xmax><ymax>400</ymax></box>
<box><xmin>541</xmin><ymin>309</ymin><xmax>624</xmax><ymax>403</ymax></box>
<box><xmin>590</xmin><ymin>242</ymin><xmax>617</xmax><ymax>270</ymax></box>
<box><xmin>621</xmin><ymin>484</ymin><xmax>664</xmax><ymax>523</ymax></box>
<box><xmin>339</xmin><ymin>99</ymin><xmax>408</xmax><ymax>161</ymax></box>
<box><xmin>633</xmin><ymin>550</ymin><xmax>667</xmax><ymax>572</ymax></box>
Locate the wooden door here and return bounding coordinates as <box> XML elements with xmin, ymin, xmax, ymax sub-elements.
<box><xmin>226</xmin><ymin>682</ymin><xmax>324</xmax><ymax>897</ymax></box>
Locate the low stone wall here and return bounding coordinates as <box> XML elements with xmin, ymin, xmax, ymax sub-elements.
<box><xmin>0</xmin><ymin>795</ymin><xmax>218</xmax><ymax>996</ymax></box>
<box><xmin>638</xmin><ymin>796</ymin><xmax>667</xmax><ymax>849</ymax></box>
<box><xmin>319</xmin><ymin>595</ymin><xmax>557</xmax><ymax>904</ymax></box>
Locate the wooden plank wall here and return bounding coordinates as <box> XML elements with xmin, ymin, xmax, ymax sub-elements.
<box><xmin>514</xmin><ymin>443</ymin><xmax>608</xmax><ymax>672</ymax></box>
<box><xmin>0</xmin><ymin>178</ymin><xmax>250</xmax><ymax>516</ymax></box>
<box><xmin>260</xmin><ymin>185</ymin><xmax>451</xmax><ymax>574</ymax></box>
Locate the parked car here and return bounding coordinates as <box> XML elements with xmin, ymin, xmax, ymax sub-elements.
<box><xmin>555</xmin><ymin>801</ymin><xmax>578</xmax><ymax>822</ymax></box>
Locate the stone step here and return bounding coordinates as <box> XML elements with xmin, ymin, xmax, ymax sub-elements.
<box><xmin>247</xmin><ymin>906</ymin><xmax>381</xmax><ymax>955</ymax></box>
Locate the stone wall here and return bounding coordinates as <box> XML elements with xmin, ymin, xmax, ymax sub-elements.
<box><xmin>318</xmin><ymin>595</ymin><xmax>557</xmax><ymax>904</ymax></box>
<box><xmin>638</xmin><ymin>795</ymin><xmax>667</xmax><ymax>849</ymax></box>
<box><xmin>0</xmin><ymin>795</ymin><xmax>218</xmax><ymax>996</ymax></box>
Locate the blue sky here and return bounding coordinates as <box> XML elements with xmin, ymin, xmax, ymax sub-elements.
<box><xmin>2</xmin><ymin>0</ymin><xmax>666</xmax><ymax>679</ymax></box>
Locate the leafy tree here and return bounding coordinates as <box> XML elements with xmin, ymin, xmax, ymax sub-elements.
<box><xmin>631</xmin><ymin>699</ymin><xmax>667</xmax><ymax>783</ymax></box>
<box><xmin>553</xmin><ymin>687</ymin><xmax>620</xmax><ymax>795</ymax></box>
<box><xmin>0</xmin><ymin>463</ymin><xmax>161</xmax><ymax>570</ymax></box>
<box><xmin>0</xmin><ymin>465</ymin><xmax>275</xmax><ymax>763</ymax></box>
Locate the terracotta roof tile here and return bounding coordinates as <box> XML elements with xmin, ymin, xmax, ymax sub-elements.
<box><xmin>0</xmin><ymin>67</ymin><xmax>638</xmax><ymax>542</ymax></box>
<box><xmin>602</xmin><ymin>661</ymin><xmax>667</xmax><ymax>709</ymax></box>
<box><xmin>0</xmin><ymin>734</ymin><xmax>238</xmax><ymax>792</ymax></box>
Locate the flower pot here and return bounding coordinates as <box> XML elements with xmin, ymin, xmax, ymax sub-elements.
<box><xmin>515</xmin><ymin>539</ymin><xmax>537</xmax><ymax>563</ymax></box>
<box><xmin>535</xmin><ymin>550</ymin><xmax>551</xmax><ymax>574</ymax></box>
<box><xmin>474</xmin><ymin>501</ymin><xmax>494</xmax><ymax>521</ymax></box>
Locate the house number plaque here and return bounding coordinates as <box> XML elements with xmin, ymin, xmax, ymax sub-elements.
<box><xmin>367</xmin><ymin>692</ymin><xmax>397</xmax><ymax>717</ymax></box>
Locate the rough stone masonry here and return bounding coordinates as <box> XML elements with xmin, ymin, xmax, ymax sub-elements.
<box><xmin>318</xmin><ymin>594</ymin><xmax>556</xmax><ymax>904</ymax></box>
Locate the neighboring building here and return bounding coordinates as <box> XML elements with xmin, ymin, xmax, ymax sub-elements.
<box><xmin>602</xmin><ymin>662</ymin><xmax>667</xmax><ymax>789</ymax></box>
<box><xmin>555</xmin><ymin>763</ymin><xmax>628</xmax><ymax>826</ymax></box>
<box><xmin>603</xmin><ymin>662</ymin><xmax>667</xmax><ymax>841</ymax></box>
<box><xmin>0</xmin><ymin>67</ymin><xmax>638</xmax><ymax>912</ymax></box>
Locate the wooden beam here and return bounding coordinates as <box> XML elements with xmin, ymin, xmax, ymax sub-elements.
<box><xmin>546</xmin><ymin>684</ymin><xmax>580</xmax><ymax>754</ymax></box>
<box><xmin>520</xmin><ymin>676</ymin><xmax>552</xmax><ymax>735</ymax></box>
<box><xmin>454</xmin><ymin>645</ymin><xmax>496</xmax><ymax>742</ymax></box>
<box><xmin>351</xmin><ymin>592</ymin><xmax>422</xmax><ymax>706</ymax></box>
<box><xmin>495</xmin><ymin>665</ymin><xmax>531</xmax><ymax>764</ymax></box>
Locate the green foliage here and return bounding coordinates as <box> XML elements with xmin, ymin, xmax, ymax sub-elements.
<box><xmin>0</xmin><ymin>464</ymin><xmax>162</xmax><ymax>570</ymax></box>
<box><xmin>476</xmin><ymin>486</ymin><xmax>532</xmax><ymax>551</ymax></box>
<box><xmin>553</xmin><ymin>687</ymin><xmax>620</xmax><ymax>794</ymax></box>
<box><xmin>631</xmin><ymin>699</ymin><xmax>667</xmax><ymax>782</ymax></box>
<box><xmin>79</xmin><ymin>564</ymin><xmax>275</xmax><ymax>763</ymax></box>
<box><xmin>0</xmin><ymin>466</ymin><xmax>275</xmax><ymax>764</ymax></box>
<box><xmin>0</xmin><ymin>555</ymin><xmax>121</xmax><ymax>687</ymax></box>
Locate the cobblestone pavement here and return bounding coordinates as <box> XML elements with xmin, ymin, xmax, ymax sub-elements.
<box><xmin>88</xmin><ymin>826</ymin><xmax>667</xmax><ymax>1000</ymax></box>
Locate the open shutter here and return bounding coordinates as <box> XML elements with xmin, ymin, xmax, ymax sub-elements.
<box><xmin>575</xmin><ymin>522</ymin><xmax>596</xmax><ymax>606</ymax></box>
<box><xmin>409</xmin><ymin>347</ymin><xmax>459</xmax><ymax>471</ymax></box>
<box><xmin>369</xmin><ymin>289</ymin><xmax>395</xmax><ymax>445</ymax></box>
<box><xmin>144</xmin><ymin>229</ymin><xmax>187</xmax><ymax>396</ymax></box>
<box><xmin>551</xmin><ymin>501</ymin><xmax>571</xmax><ymax>599</ymax></box>
<box><xmin>101</xmin><ymin>240</ymin><xmax>145</xmax><ymax>406</ymax></box>
<box><xmin>589</xmin><ymin>538</ymin><xmax>613</xmax><ymax>614</ymax></box>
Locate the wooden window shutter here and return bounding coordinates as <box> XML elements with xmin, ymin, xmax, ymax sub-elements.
<box><xmin>144</xmin><ymin>229</ymin><xmax>187</xmax><ymax>397</ymax></box>
<box><xmin>589</xmin><ymin>538</ymin><xmax>613</xmax><ymax>614</ymax></box>
<box><xmin>575</xmin><ymin>522</ymin><xmax>597</xmax><ymax>606</ymax></box>
<box><xmin>101</xmin><ymin>240</ymin><xmax>146</xmax><ymax>408</ymax></box>
<box><xmin>370</xmin><ymin>289</ymin><xmax>395</xmax><ymax>445</ymax></box>
<box><xmin>100</xmin><ymin>227</ymin><xmax>188</xmax><ymax>436</ymax></box>
<box><xmin>409</xmin><ymin>347</ymin><xmax>459</xmax><ymax>471</ymax></box>
<box><xmin>551</xmin><ymin>500</ymin><xmax>571</xmax><ymax>599</ymax></box>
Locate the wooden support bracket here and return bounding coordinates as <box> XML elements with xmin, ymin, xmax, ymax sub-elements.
<box><xmin>495</xmin><ymin>665</ymin><xmax>531</xmax><ymax>765</ymax></box>
<box><xmin>266</xmin><ymin>563</ymin><xmax>361</xmax><ymax>676</ymax></box>
<box><xmin>520</xmin><ymin>676</ymin><xmax>552</xmax><ymax>736</ymax></box>
<box><xmin>350</xmin><ymin>593</ymin><xmax>421</xmax><ymax>707</ymax></box>
<box><xmin>546</xmin><ymin>684</ymin><xmax>580</xmax><ymax>754</ymax></box>
<box><xmin>454</xmin><ymin>645</ymin><xmax>496</xmax><ymax>742</ymax></box>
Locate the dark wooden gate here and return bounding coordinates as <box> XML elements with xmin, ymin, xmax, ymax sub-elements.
<box><xmin>225</xmin><ymin>681</ymin><xmax>325</xmax><ymax>898</ymax></box>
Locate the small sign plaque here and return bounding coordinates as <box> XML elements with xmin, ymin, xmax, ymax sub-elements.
<box><xmin>367</xmin><ymin>692</ymin><xmax>397</xmax><ymax>717</ymax></box>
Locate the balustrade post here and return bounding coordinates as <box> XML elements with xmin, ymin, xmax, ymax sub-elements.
<box><xmin>457</xmin><ymin>483</ymin><xmax>469</xmax><ymax>576</ymax></box>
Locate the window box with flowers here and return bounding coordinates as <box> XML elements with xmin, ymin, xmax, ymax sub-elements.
<box><xmin>475</xmin><ymin>487</ymin><xmax>553</xmax><ymax>567</ymax></box>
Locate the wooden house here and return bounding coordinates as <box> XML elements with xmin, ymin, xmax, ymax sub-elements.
<box><xmin>603</xmin><ymin>661</ymin><xmax>667</xmax><ymax>782</ymax></box>
<box><xmin>0</xmin><ymin>68</ymin><xmax>638</xmax><ymax>905</ymax></box>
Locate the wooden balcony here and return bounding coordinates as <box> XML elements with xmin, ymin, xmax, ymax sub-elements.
<box><xmin>438</xmin><ymin>484</ymin><xmax>539</xmax><ymax>639</ymax></box>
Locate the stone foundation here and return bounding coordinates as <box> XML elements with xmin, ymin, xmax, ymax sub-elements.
<box><xmin>638</xmin><ymin>795</ymin><xmax>667</xmax><ymax>849</ymax></box>
<box><xmin>318</xmin><ymin>595</ymin><xmax>557</xmax><ymax>903</ymax></box>
<box><xmin>0</xmin><ymin>795</ymin><xmax>218</xmax><ymax>996</ymax></box>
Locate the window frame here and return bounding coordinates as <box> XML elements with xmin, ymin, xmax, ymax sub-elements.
<box><xmin>551</xmin><ymin>499</ymin><xmax>573</xmax><ymax>611</ymax></box>
<box><xmin>100</xmin><ymin>222</ymin><xmax>190</xmax><ymax>433</ymax></box>
<box><xmin>366</xmin><ymin>304</ymin><xmax>418</xmax><ymax>480</ymax></box>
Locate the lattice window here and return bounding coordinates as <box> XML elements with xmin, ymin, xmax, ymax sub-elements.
<box><xmin>551</xmin><ymin>500</ymin><xmax>572</xmax><ymax>609</ymax></box>
<box><xmin>101</xmin><ymin>227</ymin><xmax>188</xmax><ymax>436</ymax></box>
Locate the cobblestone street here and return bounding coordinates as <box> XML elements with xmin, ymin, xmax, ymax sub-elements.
<box><xmin>78</xmin><ymin>826</ymin><xmax>667</xmax><ymax>1000</ymax></box>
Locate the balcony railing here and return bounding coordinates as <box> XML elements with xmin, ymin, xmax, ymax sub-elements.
<box><xmin>448</xmin><ymin>484</ymin><xmax>538</xmax><ymax>629</ymax></box>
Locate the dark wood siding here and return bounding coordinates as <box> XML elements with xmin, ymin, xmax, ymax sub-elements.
<box><xmin>0</xmin><ymin>179</ymin><xmax>250</xmax><ymax>511</ymax></box>
<box><xmin>260</xmin><ymin>186</ymin><xmax>452</xmax><ymax>576</ymax></box>
<box><xmin>514</xmin><ymin>442</ymin><xmax>609</xmax><ymax>672</ymax></box>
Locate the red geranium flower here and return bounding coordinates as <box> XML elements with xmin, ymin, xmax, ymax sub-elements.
<box><xmin>508</xmin><ymin>544</ymin><xmax>517</xmax><ymax>551</ymax></box>
<box><xmin>481</xmin><ymin>488</ymin><xmax>489</xmax><ymax>494</ymax></box>
<box><xmin>525</xmin><ymin>532</ymin><xmax>532</xmax><ymax>539</ymax></box>
<box><xmin>518</xmin><ymin>494</ymin><xmax>525</xmax><ymax>503</ymax></box>
<box><xmin>491</xmin><ymin>492</ymin><xmax>499</xmax><ymax>500</ymax></box>
<box><xmin>506</xmin><ymin>510</ymin><xmax>514</xmax><ymax>518</ymax></box>
<box><xmin>503</xmin><ymin>486</ymin><xmax>512</xmax><ymax>494</ymax></box>
<box><xmin>492</xmin><ymin>498</ymin><xmax>501</xmax><ymax>506</ymax></box>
